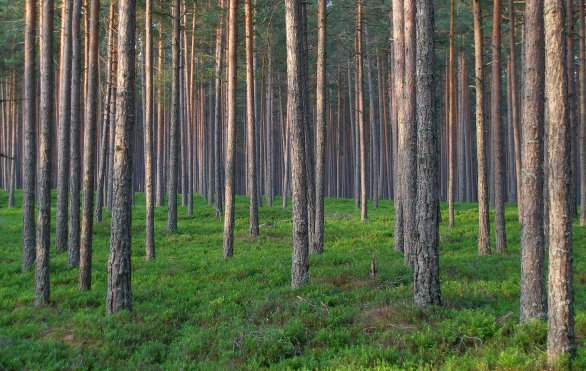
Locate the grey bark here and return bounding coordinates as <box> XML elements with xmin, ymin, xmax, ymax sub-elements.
<box><xmin>167</xmin><ymin>0</ymin><xmax>180</xmax><ymax>234</ymax></box>
<box><xmin>106</xmin><ymin>0</ymin><xmax>137</xmax><ymax>315</ymax></box>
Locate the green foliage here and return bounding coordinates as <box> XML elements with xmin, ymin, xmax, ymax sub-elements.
<box><xmin>0</xmin><ymin>189</ymin><xmax>584</xmax><ymax>368</ymax></box>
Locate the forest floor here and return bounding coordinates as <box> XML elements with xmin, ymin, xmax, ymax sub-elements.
<box><xmin>0</xmin><ymin>190</ymin><xmax>584</xmax><ymax>369</ymax></box>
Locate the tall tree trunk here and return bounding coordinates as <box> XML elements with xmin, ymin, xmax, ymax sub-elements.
<box><xmin>520</xmin><ymin>0</ymin><xmax>546</xmax><ymax>322</ymax></box>
<box><xmin>365</xmin><ymin>25</ymin><xmax>378</xmax><ymax>210</ymax></box>
<box><xmin>67</xmin><ymin>0</ymin><xmax>82</xmax><ymax>268</ymax></box>
<box><xmin>35</xmin><ymin>0</ymin><xmax>55</xmax><ymax>306</ymax></box>
<box><xmin>509</xmin><ymin>0</ymin><xmax>522</xmax><ymax>215</ymax></box>
<box><xmin>222</xmin><ymin>0</ymin><xmax>239</xmax><ymax>257</ymax></box>
<box><xmin>356</xmin><ymin>1</ymin><xmax>367</xmax><ymax>222</ymax></box>
<box><xmin>107</xmin><ymin>0</ymin><xmax>137</xmax><ymax>314</ymax></box>
<box><xmin>448</xmin><ymin>0</ymin><xmax>456</xmax><ymax>227</ymax></box>
<box><xmin>474</xmin><ymin>0</ymin><xmax>490</xmax><ymax>255</ymax></box>
<box><xmin>313</xmin><ymin>0</ymin><xmax>326</xmax><ymax>254</ymax></box>
<box><xmin>245</xmin><ymin>0</ymin><xmax>259</xmax><ymax>237</ymax></box>
<box><xmin>214</xmin><ymin>0</ymin><xmax>224</xmax><ymax>217</ymax></box>
<box><xmin>95</xmin><ymin>1</ymin><xmax>116</xmax><ymax>223</ymax></box>
<box><xmin>56</xmin><ymin>0</ymin><xmax>73</xmax><ymax>251</ymax></box>
<box><xmin>580</xmin><ymin>0</ymin><xmax>586</xmax><ymax>227</ymax></box>
<box><xmin>492</xmin><ymin>0</ymin><xmax>507</xmax><ymax>253</ymax></box>
<box><xmin>544</xmin><ymin>0</ymin><xmax>576</xmax><ymax>361</ymax></box>
<box><xmin>392</xmin><ymin>1</ymin><xmax>405</xmax><ymax>253</ymax></box>
<box><xmin>156</xmin><ymin>23</ymin><xmax>165</xmax><ymax>207</ymax></box>
<box><xmin>144</xmin><ymin>0</ymin><xmax>155</xmax><ymax>259</ymax></box>
<box><xmin>286</xmin><ymin>0</ymin><xmax>309</xmax><ymax>288</ymax></box>
<box><xmin>79</xmin><ymin>0</ymin><xmax>100</xmax><ymax>291</ymax></box>
<box><xmin>414</xmin><ymin>0</ymin><xmax>441</xmax><ymax>306</ymax></box>
<box><xmin>401</xmin><ymin>0</ymin><xmax>417</xmax><ymax>265</ymax></box>
<box><xmin>167</xmin><ymin>0</ymin><xmax>180</xmax><ymax>234</ymax></box>
<box><xmin>22</xmin><ymin>0</ymin><xmax>36</xmax><ymax>271</ymax></box>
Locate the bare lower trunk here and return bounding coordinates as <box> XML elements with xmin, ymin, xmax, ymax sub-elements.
<box><xmin>78</xmin><ymin>0</ymin><xmax>100</xmax><ymax>291</ymax></box>
<box><xmin>56</xmin><ymin>0</ymin><xmax>73</xmax><ymax>252</ymax></box>
<box><xmin>414</xmin><ymin>0</ymin><xmax>441</xmax><ymax>306</ymax></box>
<box><xmin>544</xmin><ymin>0</ymin><xmax>575</xmax><ymax>361</ymax></box>
<box><xmin>313</xmin><ymin>0</ymin><xmax>326</xmax><ymax>254</ymax></box>
<box><xmin>245</xmin><ymin>0</ymin><xmax>259</xmax><ymax>237</ymax></box>
<box><xmin>448</xmin><ymin>0</ymin><xmax>455</xmax><ymax>227</ymax></box>
<box><xmin>473</xmin><ymin>0</ymin><xmax>490</xmax><ymax>255</ymax></box>
<box><xmin>22</xmin><ymin>0</ymin><xmax>36</xmax><ymax>270</ymax></box>
<box><xmin>35</xmin><ymin>0</ymin><xmax>55</xmax><ymax>306</ymax></box>
<box><xmin>286</xmin><ymin>0</ymin><xmax>309</xmax><ymax>288</ymax></box>
<box><xmin>492</xmin><ymin>0</ymin><xmax>507</xmax><ymax>253</ymax></box>
<box><xmin>144</xmin><ymin>0</ymin><xmax>155</xmax><ymax>259</ymax></box>
<box><xmin>356</xmin><ymin>1</ymin><xmax>367</xmax><ymax>222</ymax></box>
<box><xmin>67</xmin><ymin>0</ymin><xmax>82</xmax><ymax>268</ymax></box>
<box><xmin>106</xmin><ymin>0</ymin><xmax>137</xmax><ymax>315</ymax></box>
<box><xmin>167</xmin><ymin>0</ymin><xmax>180</xmax><ymax>234</ymax></box>
<box><xmin>222</xmin><ymin>0</ymin><xmax>239</xmax><ymax>257</ymax></box>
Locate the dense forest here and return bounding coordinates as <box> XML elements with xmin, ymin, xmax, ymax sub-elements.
<box><xmin>0</xmin><ymin>0</ymin><xmax>584</xmax><ymax>368</ymax></box>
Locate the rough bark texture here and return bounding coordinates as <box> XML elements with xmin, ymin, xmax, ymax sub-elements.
<box><xmin>509</xmin><ymin>0</ymin><xmax>522</xmax><ymax>214</ymax></box>
<box><xmin>67</xmin><ymin>0</ymin><xmax>82</xmax><ymax>268</ymax></box>
<box><xmin>544</xmin><ymin>0</ymin><xmax>575</xmax><ymax>361</ymax></box>
<box><xmin>245</xmin><ymin>0</ymin><xmax>259</xmax><ymax>237</ymax></box>
<box><xmin>22</xmin><ymin>0</ymin><xmax>36</xmax><ymax>271</ymax></box>
<box><xmin>56</xmin><ymin>0</ymin><xmax>73</xmax><ymax>252</ymax></box>
<box><xmin>356</xmin><ymin>1</ymin><xmax>367</xmax><ymax>223</ymax></box>
<box><xmin>448</xmin><ymin>0</ymin><xmax>455</xmax><ymax>227</ymax></box>
<box><xmin>107</xmin><ymin>0</ymin><xmax>137</xmax><ymax>315</ymax></box>
<box><xmin>79</xmin><ymin>0</ymin><xmax>100</xmax><ymax>291</ymax></box>
<box><xmin>580</xmin><ymin>0</ymin><xmax>586</xmax><ymax>227</ymax></box>
<box><xmin>167</xmin><ymin>0</ymin><xmax>180</xmax><ymax>234</ymax></box>
<box><xmin>156</xmin><ymin>25</ymin><xmax>164</xmax><ymax>207</ymax></box>
<box><xmin>313</xmin><ymin>0</ymin><xmax>326</xmax><ymax>254</ymax></box>
<box><xmin>35</xmin><ymin>0</ymin><xmax>55</xmax><ymax>306</ymax></box>
<box><xmin>414</xmin><ymin>0</ymin><xmax>441</xmax><ymax>306</ymax></box>
<box><xmin>144</xmin><ymin>0</ymin><xmax>155</xmax><ymax>259</ymax></box>
<box><xmin>94</xmin><ymin>2</ymin><xmax>116</xmax><ymax>223</ymax></box>
<box><xmin>473</xmin><ymin>0</ymin><xmax>490</xmax><ymax>256</ymax></box>
<box><xmin>213</xmin><ymin>0</ymin><xmax>224</xmax><ymax>217</ymax></box>
<box><xmin>286</xmin><ymin>0</ymin><xmax>309</xmax><ymax>288</ymax></box>
<box><xmin>492</xmin><ymin>0</ymin><xmax>507</xmax><ymax>253</ymax></box>
<box><xmin>402</xmin><ymin>0</ymin><xmax>417</xmax><ymax>266</ymax></box>
<box><xmin>392</xmin><ymin>0</ymin><xmax>405</xmax><ymax>253</ymax></box>
<box><xmin>222</xmin><ymin>0</ymin><xmax>238</xmax><ymax>257</ymax></box>
<box><xmin>519</xmin><ymin>0</ymin><xmax>547</xmax><ymax>322</ymax></box>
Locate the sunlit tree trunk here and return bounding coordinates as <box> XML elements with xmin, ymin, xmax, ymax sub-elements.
<box><xmin>35</xmin><ymin>0</ymin><xmax>55</xmax><ymax>306</ymax></box>
<box><xmin>79</xmin><ymin>0</ymin><xmax>100</xmax><ymax>291</ymax></box>
<box><xmin>144</xmin><ymin>0</ymin><xmax>155</xmax><ymax>259</ymax></box>
<box><xmin>22</xmin><ymin>0</ymin><xmax>36</xmax><ymax>271</ymax></box>
<box><xmin>222</xmin><ymin>0</ymin><xmax>239</xmax><ymax>257</ymax></box>
<box><xmin>107</xmin><ymin>0</ymin><xmax>137</xmax><ymax>314</ymax></box>
<box><xmin>67</xmin><ymin>0</ymin><xmax>82</xmax><ymax>268</ymax></box>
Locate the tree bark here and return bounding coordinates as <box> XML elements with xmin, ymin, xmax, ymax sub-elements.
<box><xmin>22</xmin><ymin>0</ymin><xmax>36</xmax><ymax>271</ymax></box>
<box><xmin>313</xmin><ymin>0</ymin><xmax>326</xmax><ymax>254</ymax></box>
<box><xmin>245</xmin><ymin>0</ymin><xmax>259</xmax><ymax>237</ymax></box>
<box><xmin>414</xmin><ymin>0</ymin><xmax>441</xmax><ymax>306</ymax></box>
<box><xmin>356</xmin><ymin>1</ymin><xmax>367</xmax><ymax>222</ymax></box>
<box><xmin>144</xmin><ymin>0</ymin><xmax>155</xmax><ymax>259</ymax></box>
<box><xmin>509</xmin><ymin>0</ymin><xmax>522</xmax><ymax>215</ymax></box>
<box><xmin>56</xmin><ymin>0</ymin><xmax>74</xmax><ymax>252</ymax></box>
<box><xmin>492</xmin><ymin>0</ymin><xmax>507</xmax><ymax>253</ymax></box>
<box><xmin>167</xmin><ymin>0</ymin><xmax>180</xmax><ymax>234</ymax></box>
<box><xmin>78</xmin><ymin>0</ymin><xmax>100</xmax><ymax>291</ymax></box>
<box><xmin>214</xmin><ymin>0</ymin><xmax>224</xmax><ymax>217</ymax></box>
<box><xmin>448</xmin><ymin>0</ymin><xmax>455</xmax><ymax>227</ymax></box>
<box><xmin>35</xmin><ymin>0</ymin><xmax>55</xmax><ymax>306</ymax></box>
<box><xmin>520</xmin><ymin>0</ymin><xmax>546</xmax><ymax>322</ymax></box>
<box><xmin>473</xmin><ymin>0</ymin><xmax>490</xmax><ymax>255</ymax></box>
<box><xmin>391</xmin><ymin>1</ymin><xmax>405</xmax><ymax>253</ymax></box>
<box><xmin>222</xmin><ymin>0</ymin><xmax>239</xmax><ymax>257</ymax></box>
<box><xmin>544</xmin><ymin>0</ymin><xmax>576</xmax><ymax>361</ymax></box>
<box><xmin>578</xmin><ymin>0</ymin><xmax>586</xmax><ymax>227</ymax></box>
<box><xmin>286</xmin><ymin>0</ymin><xmax>310</xmax><ymax>288</ymax></box>
<box><xmin>106</xmin><ymin>0</ymin><xmax>137</xmax><ymax>315</ymax></box>
<box><xmin>67</xmin><ymin>0</ymin><xmax>82</xmax><ymax>268</ymax></box>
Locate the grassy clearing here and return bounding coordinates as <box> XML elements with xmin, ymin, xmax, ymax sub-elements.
<box><xmin>0</xmin><ymin>190</ymin><xmax>584</xmax><ymax>369</ymax></box>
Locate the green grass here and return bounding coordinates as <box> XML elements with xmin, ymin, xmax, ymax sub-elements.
<box><xmin>0</xmin><ymin>189</ymin><xmax>584</xmax><ymax>369</ymax></box>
